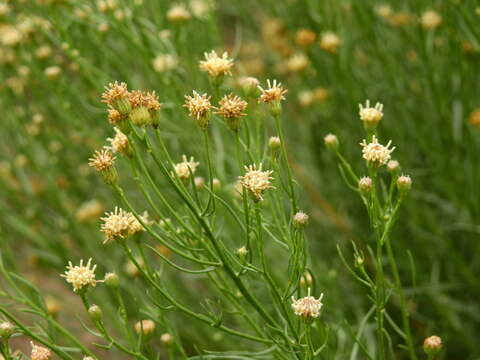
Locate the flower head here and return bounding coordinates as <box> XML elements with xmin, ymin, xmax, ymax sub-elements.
<box><xmin>320</xmin><ymin>31</ymin><xmax>342</xmax><ymax>54</ymax></box>
<box><xmin>108</xmin><ymin>128</ymin><xmax>130</xmax><ymax>155</ymax></box>
<box><xmin>199</xmin><ymin>50</ymin><xmax>234</xmax><ymax>78</ymax></box>
<box><xmin>184</xmin><ymin>91</ymin><xmax>212</xmax><ymax>129</ymax></box>
<box><xmin>360</xmin><ymin>135</ymin><xmax>395</xmax><ymax>166</ymax></box>
<box><xmin>421</xmin><ymin>10</ymin><xmax>442</xmax><ymax>30</ymax></box>
<box><xmin>30</xmin><ymin>342</ymin><xmax>52</xmax><ymax>360</ymax></box>
<box><xmin>88</xmin><ymin>148</ymin><xmax>115</xmax><ymax>171</ymax></box>
<box><xmin>88</xmin><ymin>148</ymin><xmax>118</xmax><ymax>184</ymax></box>
<box><xmin>216</xmin><ymin>94</ymin><xmax>247</xmax><ymax>131</ymax></box>
<box><xmin>258</xmin><ymin>79</ymin><xmax>287</xmax><ymax>104</ymax></box>
<box><xmin>239</xmin><ymin>164</ymin><xmax>274</xmax><ymax>201</ymax></box>
<box><xmin>174</xmin><ymin>155</ymin><xmax>199</xmax><ymax>182</ymax></box>
<box><xmin>61</xmin><ymin>258</ymin><xmax>97</xmax><ymax>292</ymax></box>
<box><xmin>291</xmin><ymin>288</ymin><xmax>324</xmax><ymax>320</ymax></box>
<box><xmin>102</xmin><ymin>81</ymin><xmax>131</xmax><ymax>114</ymax></box>
<box><xmin>359</xmin><ymin>100</ymin><xmax>383</xmax><ymax>130</ymax></box>
<box><xmin>100</xmin><ymin>206</ymin><xmax>137</xmax><ymax>243</ymax></box>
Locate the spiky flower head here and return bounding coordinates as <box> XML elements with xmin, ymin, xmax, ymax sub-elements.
<box><xmin>258</xmin><ymin>79</ymin><xmax>287</xmax><ymax>104</ymax></box>
<box><xmin>100</xmin><ymin>207</ymin><xmax>142</xmax><ymax>243</ymax></box>
<box><xmin>216</xmin><ymin>94</ymin><xmax>248</xmax><ymax>131</ymax></box>
<box><xmin>128</xmin><ymin>90</ymin><xmax>161</xmax><ymax>127</ymax></box>
<box><xmin>291</xmin><ymin>288</ymin><xmax>324</xmax><ymax>321</ymax></box>
<box><xmin>199</xmin><ymin>50</ymin><xmax>234</xmax><ymax>78</ymax></box>
<box><xmin>30</xmin><ymin>342</ymin><xmax>52</xmax><ymax>360</ymax></box>
<box><xmin>360</xmin><ymin>135</ymin><xmax>395</xmax><ymax>166</ymax></box>
<box><xmin>359</xmin><ymin>100</ymin><xmax>383</xmax><ymax>130</ymax></box>
<box><xmin>102</xmin><ymin>81</ymin><xmax>131</xmax><ymax>114</ymax></box>
<box><xmin>88</xmin><ymin>148</ymin><xmax>118</xmax><ymax>184</ymax></box>
<box><xmin>174</xmin><ymin>155</ymin><xmax>199</xmax><ymax>182</ymax></box>
<box><xmin>184</xmin><ymin>91</ymin><xmax>212</xmax><ymax>129</ymax></box>
<box><xmin>239</xmin><ymin>164</ymin><xmax>274</xmax><ymax>202</ymax></box>
<box><xmin>61</xmin><ymin>258</ymin><xmax>97</xmax><ymax>292</ymax></box>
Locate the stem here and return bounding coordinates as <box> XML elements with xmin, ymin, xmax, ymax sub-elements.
<box><xmin>273</xmin><ymin>113</ymin><xmax>297</xmax><ymax>213</ymax></box>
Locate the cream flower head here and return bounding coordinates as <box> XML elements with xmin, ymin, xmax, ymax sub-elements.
<box><xmin>107</xmin><ymin>128</ymin><xmax>129</xmax><ymax>155</ymax></box>
<box><xmin>359</xmin><ymin>100</ymin><xmax>383</xmax><ymax>129</ymax></box>
<box><xmin>30</xmin><ymin>342</ymin><xmax>52</xmax><ymax>360</ymax></box>
<box><xmin>100</xmin><ymin>207</ymin><xmax>139</xmax><ymax>243</ymax></box>
<box><xmin>258</xmin><ymin>79</ymin><xmax>287</xmax><ymax>103</ymax></box>
<box><xmin>184</xmin><ymin>91</ymin><xmax>212</xmax><ymax>129</ymax></box>
<box><xmin>360</xmin><ymin>135</ymin><xmax>395</xmax><ymax>166</ymax></box>
<box><xmin>61</xmin><ymin>258</ymin><xmax>97</xmax><ymax>292</ymax></box>
<box><xmin>291</xmin><ymin>288</ymin><xmax>324</xmax><ymax>320</ymax></box>
<box><xmin>199</xmin><ymin>50</ymin><xmax>234</xmax><ymax>77</ymax></box>
<box><xmin>239</xmin><ymin>164</ymin><xmax>274</xmax><ymax>201</ymax></box>
<box><xmin>88</xmin><ymin>148</ymin><xmax>115</xmax><ymax>171</ymax></box>
<box><xmin>174</xmin><ymin>155</ymin><xmax>199</xmax><ymax>181</ymax></box>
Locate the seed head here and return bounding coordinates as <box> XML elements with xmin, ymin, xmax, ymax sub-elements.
<box><xmin>30</xmin><ymin>342</ymin><xmax>51</xmax><ymax>360</ymax></box>
<box><xmin>239</xmin><ymin>164</ymin><xmax>274</xmax><ymax>202</ymax></box>
<box><xmin>61</xmin><ymin>258</ymin><xmax>97</xmax><ymax>292</ymax></box>
<box><xmin>359</xmin><ymin>100</ymin><xmax>383</xmax><ymax>130</ymax></box>
<box><xmin>360</xmin><ymin>135</ymin><xmax>395</xmax><ymax>166</ymax></box>
<box><xmin>199</xmin><ymin>50</ymin><xmax>234</xmax><ymax>78</ymax></box>
<box><xmin>291</xmin><ymin>289</ymin><xmax>324</xmax><ymax>320</ymax></box>
<box><xmin>184</xmin><ymin>91</ymin><xmax>212</xmax><ymax>129</ymax></box>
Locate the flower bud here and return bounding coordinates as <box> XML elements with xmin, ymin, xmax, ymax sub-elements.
<box><xmin>236</xmin><ymin>246</ymin><xmax>248</xmax><ymax>257</ymax></box>
<box><xmin>358</xmin><ymin>176</ymin><xmax>372</xmax><ymax>193</ymax></box>
<box><xmin>134</xmin><ymin>319</ymin><xmax>156</xmax><ymax>335</ymax></box>
<box><xmin>423</xmin><ymin>335</ymin><xmax>442</xmax><ymax>355</ymax></box>
<box><xmin>0</xmin><ymin>322</ymin><xmax>15</xmax><ymax>339</ymax></box>
<box><xmin>396</xmin><ymin>175</ymin><xmax>412</xmax><ymax>193</ymax></box>
<box><xmin>387</xmin><ymin>160</ymin><xmax>400</xmax><ymax>173</ymax></box>
<box><xmin>129</xmin><ymin>105</ymin><xmax>151</xmax><ymax>126</ymax></box>
<box><xmin>212</xmin><ymin>178</ymin><xmax>221</xmax><ymax>190</ymax></box>
<box><xmin>293</xmin><ymin>211</ymin><xmax>309</xmax><ymax>228</ymax></box>
<box><xmin>194</xmin><ymin>176</ymin><xmax>205</xmax><ymax>189</ymax></box>
<box><xmin>104</xmin><ymin>272</ymin><xmax>119</xmax><ymax>288</ymax></box>
<box><xmin>88</xmin><ymin>304</ymin><xmax>103</xmax><ymax>321</ymax></box>
<box><xmin>238</xmin><ymin>76</ymin><xmax>260</xmax><ymax>98</ymax></box>
<box><xmin>324</xmin><ymin>133</ymin><xmax>338</xmax><ymax>151</ymax></box>
<box><xmin>268</xmin><ymin>136</ymin><xmax>281</xmax><ymax>150</ymax></box>
<box><xmin>160</xmin><ymin>332</ymin><xmax>174</xmax><ymax>345</ymax></box>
